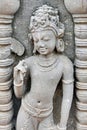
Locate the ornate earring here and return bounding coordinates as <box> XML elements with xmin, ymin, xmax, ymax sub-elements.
<box><xmin>33</xmin><ymin>44</ymin><xmax>37</xmax><ymax>54</ymax></box>
<box><xmin>56</xmin><ymin>39</ymin><xmax>64</xmax><ymax>52</ymax></box>
<box><xmin>28</xmin><ymin>33</ymin><xmax>37</xmax><ymax>54</ymax></box>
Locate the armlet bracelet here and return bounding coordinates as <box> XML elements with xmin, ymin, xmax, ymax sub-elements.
<box><xmin>14</xmin><ymin>81</ymin><xmax>23</xmax><ymax>87</ymax></box>
<box><xmin>62</xmin><ymin>79</ymin><xmax>74</xmax><ymax>84</ymax></box>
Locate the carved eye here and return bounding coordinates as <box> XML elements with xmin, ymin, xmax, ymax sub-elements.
<box><xmin>42</xmin><ymin>37</ymin><xmax>50</xmax><ymax>41</ymax></box>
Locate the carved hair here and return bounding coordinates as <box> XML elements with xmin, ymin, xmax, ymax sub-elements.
<box><xmin>29</xmin><ymin>5</ymin><xmax>65</xmax><ymax>53</ymax></box>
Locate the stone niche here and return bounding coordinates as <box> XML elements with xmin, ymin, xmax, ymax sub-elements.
<box><xmin>13</xmin><ymin>0</ymin><xmax>75</xmax><ymax>130</ymax></box>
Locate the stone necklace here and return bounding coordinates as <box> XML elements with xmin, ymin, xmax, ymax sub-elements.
<box><xmin>36</xmin><ymin>54</ymin><xmax>59</xmax><ymax>72</ymax></box>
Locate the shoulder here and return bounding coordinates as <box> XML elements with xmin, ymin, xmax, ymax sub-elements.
<box><xmin>59</xmin><ymin>55</ymin><xmax>73</xmax><ymax>70</ymax></box>
<box><xmin>58</xmin><ymin>55</ymin><xmax>74</xmax><ymax>80</ymax></box>
<box><xmin>23</xmin><ymin>55</ymin><xmax>37</xmax><ymax>67</ymax></box>
<box><xmin>24</xmin><ymin>55</ymin><xmax>35</xmax><ymax>62</ymax></box>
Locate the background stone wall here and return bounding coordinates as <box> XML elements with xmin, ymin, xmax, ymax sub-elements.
<box><xmin>12</xmin><ymin>0</ymin><xmax>75</xmax><ymax>129</ymax></box>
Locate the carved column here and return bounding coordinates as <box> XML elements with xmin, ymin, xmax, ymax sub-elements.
<box><xmin>64</xmin><ymin>0</ymin><xmax>87</xmax><ymax>130</ymax></box>
<box><xmin>0</xmin><ymin>0</ymin><xmax>24</xmax><ymax>129</ymax></box>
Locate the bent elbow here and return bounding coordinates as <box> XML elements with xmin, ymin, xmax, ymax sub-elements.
<box><xmin>14</xmin><ymin>85</ymin><xmax>25</xmax><ymax>99</ymax></box>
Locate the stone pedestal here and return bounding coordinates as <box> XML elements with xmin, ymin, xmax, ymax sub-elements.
<box><xmin>64</xmin><ymin>0</ymin><xmax>87</xmax><ymax>130</ymax></box>
<box><xmin>0</xmin><ymin>0</ymin><xmax>24</xmax><ymax>129</ymax></box>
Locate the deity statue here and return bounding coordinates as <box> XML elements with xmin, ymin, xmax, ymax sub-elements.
<box><xmin>14</xmin><ymin>5</ymin><xmax>74</xmax><ymax>130</ymax></box>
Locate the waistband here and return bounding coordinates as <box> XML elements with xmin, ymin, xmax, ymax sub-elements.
<box><xmin>22</xmin><ymin>98</ymin><xmax>53</xmax><ymax>118</ymax></box>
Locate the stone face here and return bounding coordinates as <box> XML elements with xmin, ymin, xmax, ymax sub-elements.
<box><xmin>14</xmin><ymin>5</ymin><xmax>74</xmax><ymax>130</ymax></box>
<box><xmin>13</xmin><ymin>0</ymin><xmax>74</xmax><ymax>60</ymax></box>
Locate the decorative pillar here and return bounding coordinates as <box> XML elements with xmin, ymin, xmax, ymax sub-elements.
<box><xmin>64</xmin><ymin>0</ymin><xmax>87</xmax><ymax>130</ymax></box>
<box><xmin>0</xmin><ymin>0</ymin><xmax>24</xmax><ymax>129</ymax></box>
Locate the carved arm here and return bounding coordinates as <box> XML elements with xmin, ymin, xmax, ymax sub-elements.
<box><xmin>57</xmin><ymin>58</ymin><xmax>74</xmax><ymax>130</ymax></box>
<box><xmin>14</xmin><ymin>60</ymin><xmax>28</xmax><ymax>98</ymax></box>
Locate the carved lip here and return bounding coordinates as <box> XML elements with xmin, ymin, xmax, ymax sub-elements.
<box><xmin>39</xmin><ymin>48</ymin><xmax>48</xmax><ymax>54</ymax></box>
<box><xmin>39</xmin><ymin>48</ymin><xmax>47</xmax><ymax>51</ymax></box>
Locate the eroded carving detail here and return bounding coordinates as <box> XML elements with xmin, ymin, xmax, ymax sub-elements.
<box><xmin>14</xmin><ymin>5</ymin><xmax>74</xmax><ymax>130</ymax></box>
<box><xmin>64</xmin><ymin>0</ymin><xmax>87</xmax><ymax>130</ymax></box>
<box><xmin>0</xmin><ymin>0</ymin><xmax>24</xmax><ymax>129</ymax></box>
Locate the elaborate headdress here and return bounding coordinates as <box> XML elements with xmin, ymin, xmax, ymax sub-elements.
<box><xmin>29</xmin><ymin>5</ymin><xmax>64</xmax><ymax>38</ymax></box>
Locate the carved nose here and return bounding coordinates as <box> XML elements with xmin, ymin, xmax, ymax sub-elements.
<box><xmin>38</xmin><ymin>41</ymin><xmax>45</xmax><ymax>47</ymax></box>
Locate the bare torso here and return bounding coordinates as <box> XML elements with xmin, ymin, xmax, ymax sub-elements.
<box><xmin>23</xmin><ymin>55</ymin><xmax>63</xmax><ymax>109</ymax></box>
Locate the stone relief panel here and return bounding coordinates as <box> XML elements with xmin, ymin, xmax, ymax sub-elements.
<box><xmin>14</xmin><ymin>5</ymin><xmax>74</xmax><ymax>130</ymax></box>
<box><xmin>12</xmin><ymin>0</ymin><xmax>75</xmax><ymax>130</ymax></box>
<box><xmin>0</xmin><ymin>0</ymin><xmax>75</xmax><ymax>130</ymax></box>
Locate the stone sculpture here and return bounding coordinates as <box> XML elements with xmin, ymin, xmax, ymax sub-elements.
<box><xmin>14</xmin><ymin>5</ymin><xmax>74</xmax><ymax>130</ymax></box>
<box><xmin>64</xmin><ymin>0</ymin><xmax>87</xmax><ymax>130</ymax></box>
<box><xmin>0</xmin><ymin>0</ymin><xmax>24</xmax><ymax>129</ymax></box>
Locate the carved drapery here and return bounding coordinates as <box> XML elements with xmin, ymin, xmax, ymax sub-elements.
<box><xmin>64</xmin><ymin>0</ymin><xmax>87</xmax><ymax>130</ymax></box>
<box><xmin>0</xmin><ymin>0</ymin><xmax>24</xmax><ymax>129</ymax></box>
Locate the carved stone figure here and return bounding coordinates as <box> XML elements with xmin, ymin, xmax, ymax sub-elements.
<box><xmin>14</xmin><ymin>5</ymin><xmax>74</xmax><ymax>130</ymax></box>
<box><xmin>64</xmin><ymin>0</ymin><xmax>87</xmax><ymax>130</ymax></box>
<box><xmin>0</xmin><ymin>0</ymin><xmax>24</xmax><ymax>129</ymax></box>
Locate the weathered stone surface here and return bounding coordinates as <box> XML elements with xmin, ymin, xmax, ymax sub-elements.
<box><xmin>0</xmin><ymin>0</ymin><xmax>24</xmax><ymax>129</ymax></box>
<box><xmin>12</xmin><ymin>0</ymin><xmax>75</xmax><ymax>130</ymax></box>
<box><xmin>13</xmin><ymin>0</ymin><xmax>74</xmax><ymax>60</ymax></box>
<box><xmin>14</xmin><ymin>3</ymin><xmax>73</xmax><ymax>130</ymax></box>
<box><xmin>64</xmin><ymin>0</ymin><xmax>87</xmax><ymax>130</ymax></box>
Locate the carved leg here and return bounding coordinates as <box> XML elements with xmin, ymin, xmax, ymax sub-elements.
<box><xmin>38</xmin><ymin>113</ymin><xmax>57</xmax><ymax>130</ymax></box>
<box><xmin>16</xmin><ymin>107</ymin><xmax>39</xmax><ymax>130</ymax></box>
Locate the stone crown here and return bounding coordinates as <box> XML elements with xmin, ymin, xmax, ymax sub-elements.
<box><xmin>29</xmin><ymin>5</ymin><xmax>64</xmax><ymax>38</ymax></box>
